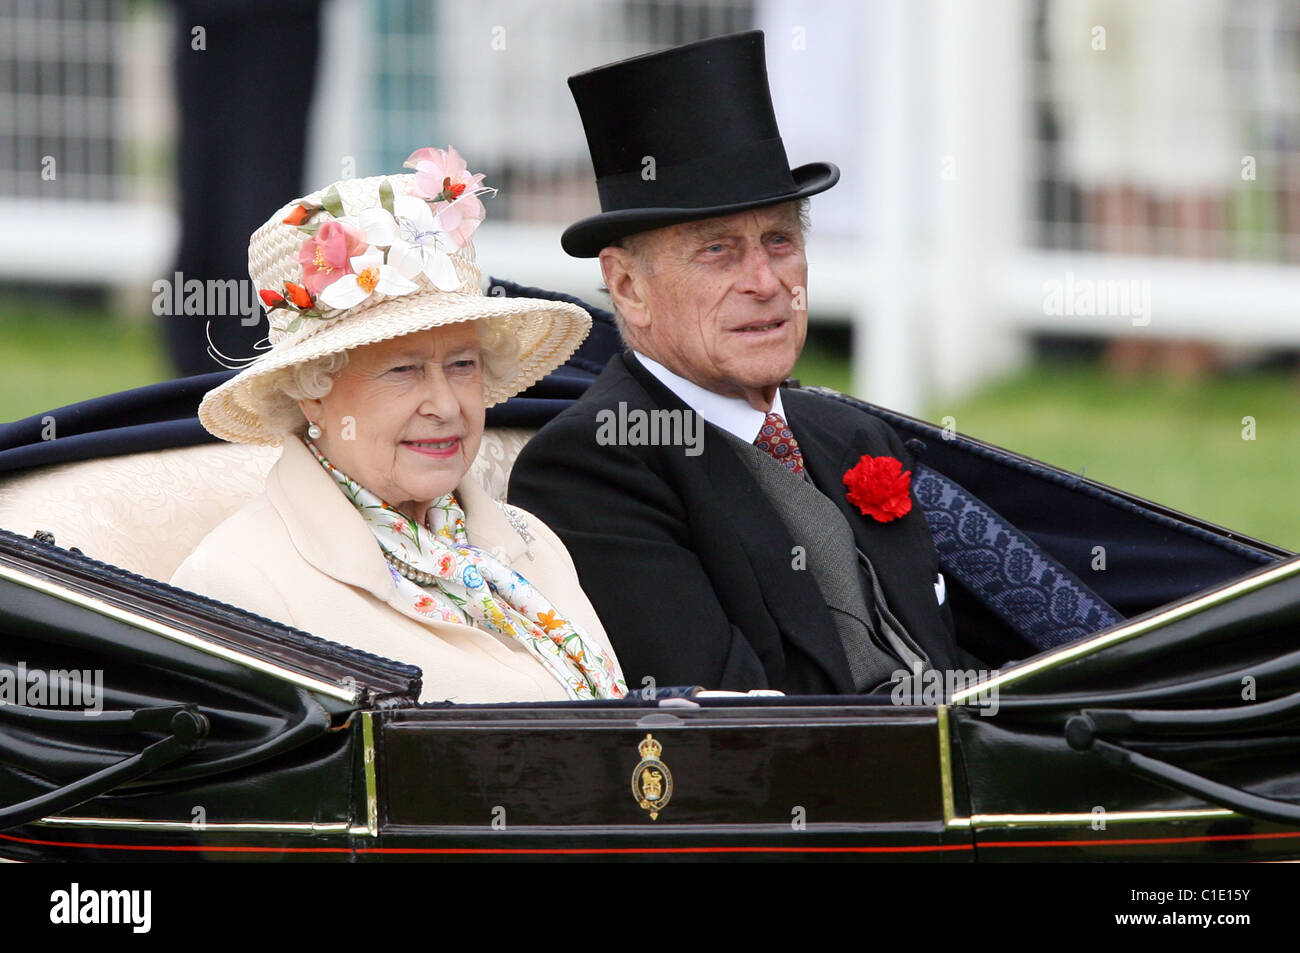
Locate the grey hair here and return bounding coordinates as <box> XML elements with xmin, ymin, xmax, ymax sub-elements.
<box><xmin>602</xmin><ymin>197</ymin><xmax>811</xmax><ymax>345</ymax></box>
<box><xmin>473</xmin><ymin>313</ymin><xmax>522</xmax><ymax>389</ymax></box>
<box><xmin>246</xmin><ymin>317</ymin><xmax>521</xmax><ymax>439</ymax></box>
<box><xmin>247</xmin><ymin>351</ymin><xmax>351</xmax><ymax>439</ymax></box>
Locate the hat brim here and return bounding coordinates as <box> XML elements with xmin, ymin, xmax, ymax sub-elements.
<box><xmin>198</xmin><ymin>292</ymin><xmax>591</xmax><ymax>446</ymax></box>
<box><xmin>560</xmin><ymin>161</ymin><xmax>840</xmax><ymax>258</ymax></box>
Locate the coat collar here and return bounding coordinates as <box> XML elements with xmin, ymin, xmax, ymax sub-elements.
<box><xmin>630</xmin><ymin>350</ymin><xmax>786</xmax><ymax>443</ymax></box>
<box><xmin>264</xmin><ymin>437</ymin><xmax>530</xmax><ymax>610</ymax></box>
<box><xmin>619</xmin><ymin>353</ymin><xmax>855</xmax><ymax>692</ymax></box>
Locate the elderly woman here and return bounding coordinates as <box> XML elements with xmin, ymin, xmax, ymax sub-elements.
<box><xmin>172</xmin><ymin>147</ymin><xmax>626</xmax><ymax>703</ymax></box>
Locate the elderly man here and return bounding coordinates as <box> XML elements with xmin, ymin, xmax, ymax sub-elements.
<box><xmin>508</xmin><ymin>31</ymin><xmax>966</xmax><ymax>694</ymax></box>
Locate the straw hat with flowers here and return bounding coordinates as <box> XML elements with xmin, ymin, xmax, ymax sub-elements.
<box><xmin>198</xmin><ymin>146</ymin><xmax>591</xmax><ymax>446</ymax></box>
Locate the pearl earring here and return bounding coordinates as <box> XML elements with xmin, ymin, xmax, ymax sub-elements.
<box><xmin>307</xmin><ymin>422</ymin><xmax>322</xmax><ymax>439</ymax></box>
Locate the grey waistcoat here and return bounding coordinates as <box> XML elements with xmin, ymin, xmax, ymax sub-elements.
<box><xmin>722</xmin><ymin>430</ymin><xmax>930</xmax><ymax>692</ymax></box>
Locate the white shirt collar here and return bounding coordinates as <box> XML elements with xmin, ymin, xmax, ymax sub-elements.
<box><xmin>632</xmin><ymin>351</ymin><xmax>786</xmax><ymax>444</ymax></box>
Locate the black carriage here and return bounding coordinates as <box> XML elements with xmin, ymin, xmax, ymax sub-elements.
<box><xmin>0</xmin><ymin>284</ymin><xmax>1296</xmax><ymax>862</ymax></box>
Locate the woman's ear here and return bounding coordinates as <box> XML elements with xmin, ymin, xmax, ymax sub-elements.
<box><xmin>298</xmin><ymin>397</ymin><xmax>323</xmax><ymax>427</ymax></box>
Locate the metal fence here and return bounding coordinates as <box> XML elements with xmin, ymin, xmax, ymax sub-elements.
<box><xmin>0</xmin><ymin>0</ymin><xmax>172</xmax><ymax>283</ymax></box>
<box><xmin>1</xmin><ymin>0</ymin><xmax>1296</xmax><ymax>409</ymax></box>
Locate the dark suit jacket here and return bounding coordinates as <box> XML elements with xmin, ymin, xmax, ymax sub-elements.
<box><xmin>507</xmin><ymin>352</ymin><xmax>962</xmax><ymax>694</ymax></box>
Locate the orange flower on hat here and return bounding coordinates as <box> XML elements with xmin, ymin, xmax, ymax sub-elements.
<box><xmin>282</xmin><ymin>203</ymin><xmax>316</xmax><ymax>226</ymax></box>
<box><xmin>284</xmin><ymin>282</ymin><xmax>314</xmax><ymax>310</ymax></box>
<box><xmin>843</xmin><ymin>454</ymin><xmax>913</xmax><ymax>523</ymax></box>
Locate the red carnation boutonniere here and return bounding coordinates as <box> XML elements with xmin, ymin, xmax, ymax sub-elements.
<box><xmin>842</xmin><ymin>454</ymin><xmax>913</xmax><ymax>523</ymax></box>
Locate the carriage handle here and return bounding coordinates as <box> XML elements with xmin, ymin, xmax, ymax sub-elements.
<box><xmin>0</xmin><ymin>704</ymin><xmax>209</xmax><ymax>830</ymax></box>
<box><xmin>1064</xmin><ymin>689</ymin><xmax>1300</xmax><ymax>826</ymax></box>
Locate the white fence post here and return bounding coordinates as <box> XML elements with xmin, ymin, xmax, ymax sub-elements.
<box><xmin>856</xmin><ymin>0</ymin><xmax>920</xmax><ymax>412</ymax></box>
<box><xmin>926</xmin><ymin>0</ymin><xmax>1028</xmax><ymax>409</ymax></box>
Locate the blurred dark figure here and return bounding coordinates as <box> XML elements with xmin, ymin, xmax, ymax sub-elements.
<box><xmin>164</xmin><ymin>0</ymin><xmax>323</xmax><ymax>377</ymax></box>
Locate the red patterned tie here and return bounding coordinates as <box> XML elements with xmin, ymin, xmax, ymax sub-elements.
<box><xmin>754</xmin><ymin>411</ymin><xmax>806</xmax><ymax>478</ymax></box>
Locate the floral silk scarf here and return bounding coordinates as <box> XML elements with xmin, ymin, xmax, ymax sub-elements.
<box><xmin>306</xmin><ymin>440</ymin><xmax>626</xmax><ymax>700</ymax></box>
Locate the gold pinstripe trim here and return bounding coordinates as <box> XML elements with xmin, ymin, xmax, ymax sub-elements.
<box><xmin>951</xmin><ymin>557</ymin><xmax>1300</xmax><ymax>704</ymax></box>
<box><xmin>949</xmin><ymin>808</ymin><xmax>1236</xmax><ymax>829</ymax></box>
<box><xmin>36</xmin><ymin>816</ymin><xmax>353</xmax><ymax>833</ymax></box>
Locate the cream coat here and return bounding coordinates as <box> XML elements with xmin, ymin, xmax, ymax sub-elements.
<box><xmin>171</xmin><ymin>438</ymin><xmax>619</xmax><ymax>703</ymax></box>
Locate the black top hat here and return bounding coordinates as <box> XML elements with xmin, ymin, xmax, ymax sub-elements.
<box><xmin>561</xmin><ymin>30</ymin><xmax>839</xmax><ymax>258</ymax></box>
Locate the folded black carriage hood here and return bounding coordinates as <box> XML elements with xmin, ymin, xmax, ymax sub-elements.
<box><xmin>0</xmin><ymin>526</ymin><xmax>421</xmax><ymax>830</ymax></box>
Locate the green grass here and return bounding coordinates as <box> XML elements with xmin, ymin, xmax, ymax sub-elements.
<box><xmin>925</xmin><ymin>362</ymin><xmax>1300</xmax><ymax>551</ymax></box>
<box><xmin>794</xmin><ymin>329</ymin><xmax>1300</xmax><ymax>550</ymax></box>
<box><xmin>2</xmin><ymin>297</ymin><xmax>1296</xmax><ymax>550</ymax></box>
<box><xmin>793</xmin><ymin>337</ymin><xmax>854</xmax><ymax>394</ymax></box>
<box><xmin>0</xmin><ymin>299</ymin><xmax>169</xmax><ymax>421</ymax></box>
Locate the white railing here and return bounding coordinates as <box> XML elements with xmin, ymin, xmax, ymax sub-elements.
<box><xmin>1</xmin><ymin>0</ymin><xmax>1296</xmax><ymax>416</ymax></box>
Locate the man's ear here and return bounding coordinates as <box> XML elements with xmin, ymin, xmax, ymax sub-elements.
<box><xmin>599</xmin><ymin>245</ymin><xmax>651</xmax><ymax>330</ymax></box>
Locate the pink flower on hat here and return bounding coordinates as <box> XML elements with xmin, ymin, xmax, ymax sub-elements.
<box><xmin>437</xmin><ymin>190</ymin><xmax>487</xmax><ymax>248</ymax></box>
<box><xmin>295</xmin><ymin>220</ymin><xmax>367</xmax><ymax>296</ymax></box>
<box><xmin>405</xmin><ymin>146</ymin><xmax>489</xmax><ymax>247</ymax></box>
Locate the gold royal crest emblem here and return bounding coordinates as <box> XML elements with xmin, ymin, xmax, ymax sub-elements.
<box><xmin>631</xmin><ymin>733</ymin><xmax>673</xmax><ymax>820</ymax></box>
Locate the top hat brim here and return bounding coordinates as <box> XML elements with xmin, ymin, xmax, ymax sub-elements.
<box><xmin>560</xmin><ymin>161</ymin><xmax>839</xmax><ymax>258</ymax></box>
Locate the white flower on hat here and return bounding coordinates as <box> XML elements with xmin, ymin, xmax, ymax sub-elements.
<box><xmin>317</xmin><ymin>246</ymin><xmax>420</xmax><ymax>311</ymax></box>
<box><xmin>357</xmin><ymin>196</ymin><xmax>461</xmax><ymax>293</ymax></box>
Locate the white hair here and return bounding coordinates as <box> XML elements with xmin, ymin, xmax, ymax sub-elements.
<box><xmin>474</xmin><ymin>313</ymin><xmax>522</xmax><ymax>388</ymax></box>
<box><xmin>246</xmin><ymin>317</ymin><xmax>521</xmax><ymax>439</ymax></box>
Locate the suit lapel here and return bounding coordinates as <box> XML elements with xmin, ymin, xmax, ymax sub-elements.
<box><xmin>787</xmin><ymin>391</ymin><xmax>901</xmax><ymax>561</ymax></box>
<box><xmin>785</xmin><ymin>389</ymin><xmax>958</xmax><ymax>670</ymax></box>
<box><xmin>622</xmin><ymin>355</ymin><xmax>856</xmax><ymax>691</ymax></box>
